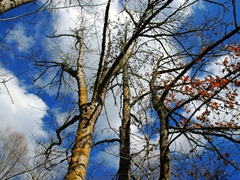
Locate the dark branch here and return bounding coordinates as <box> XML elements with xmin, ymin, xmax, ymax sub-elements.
<box><xmin>45</xmin><ymin>115</ymin><xmax>80</xmax><ymax>157</ymax></box>
<box><xmin>92</xmin><ymin>138</ymin><xmax>120</xmax><ymax>147</ymax></box>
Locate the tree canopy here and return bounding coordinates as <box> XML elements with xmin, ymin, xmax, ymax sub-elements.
<box><xmin>0</xmin><ymin>0</ymin><xmax>240</xmax><ymax>180</ymax></box>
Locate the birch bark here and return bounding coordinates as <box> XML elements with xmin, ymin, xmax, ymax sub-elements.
<box><xmin>0</xmin><ymin>0</ymin><xmax>33</xmax><ymax>14</ymax></box>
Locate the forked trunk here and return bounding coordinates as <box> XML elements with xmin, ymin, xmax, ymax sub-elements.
<box><xmin>64</xmin><ymin>101</ymin><xmax>102</xmax><ymax>180</ymax></box>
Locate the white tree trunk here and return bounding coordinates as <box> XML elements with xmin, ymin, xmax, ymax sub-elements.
<box><xmin>0</xmin><ymin>0</ymin><xmax>34</xmax><ymax>15</ymax></box>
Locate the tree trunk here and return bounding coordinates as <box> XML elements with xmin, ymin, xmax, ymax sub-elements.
<box><xmin>118</xmin><ymin>64</ymin><xmax>131</xmax><ymax>180</ymax></box>
<box><xmin>158</xmin><ymin>104</ymin><xmax>170</xmax><ymax>180</ymax></box>
<box><xmin>64</xmin><ymin>101</ymin><xmax>103</xmax><ymax>180</ymax></box>
<box><xmin>0</xmin><ymin>0</ymin><xmax>34</xmax><ymax>14</ymax></box>
<box><xmin>159</xmin><ymin>113</ymin><xmax>170</xmax><ymax>180</ymax></box>
<box><xmin>64</xmin><ymin>22</ymin><xmax>136</xmax><ymax>179</ymax></box>
<box><xmin>151</xmin><ymin>68</ymin><xmax>171</xmax><ymax>180</ymax></box>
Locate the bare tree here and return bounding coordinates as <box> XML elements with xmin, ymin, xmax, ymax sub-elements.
<box><xmin>0</xmin><ymin>127</ymin><xmax>67</xmax><ymax>180</ymax></box>
<box><xmin>0</xmin><ymin>127</ymin><xmax>29</xmax><ymax>179</ymax></box>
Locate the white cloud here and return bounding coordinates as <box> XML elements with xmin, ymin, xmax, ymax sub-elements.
<box><xmin>5</xmin><ymin>24</ymin><xmax>35</xmax><ymax>52</ymax></box>
<box><xmin>92</xmin><ymin>144</ymin><xmax>120</xmax><ymax>170</ymax></box>
<box><xmin>0</xmin><ymin>67</ymin><xmax>48</xmax><ymax>140</ymax></box>
<box><xmin>169</xmin><ymin>132</ymin><xmax>207</xmax><ymax>154</ymax></box>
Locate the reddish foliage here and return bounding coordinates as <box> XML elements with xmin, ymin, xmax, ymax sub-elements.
<box><xmin>154</xmin><ymin>43</ymin><xmax>240</xmax><ymax>130</ymax></box>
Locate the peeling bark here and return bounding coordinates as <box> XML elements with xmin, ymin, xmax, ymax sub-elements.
<box><xmin>64</xmin><ymin>31</ymin><xmax>93</xmax><ymax>180</ymax></box>
<box><xmin>64</xmin><ymin>101</ymin><xmax>102</xmax><ymax>180</ymax></box>
<box><xmin>76</xmin><ymin>34</ymin><xmax>88</xmax><ymax>106</ymax></box>
<box><xmin>0</xmin><ymin>0</ymin><xmax>34</xmax><ymax>15</ymax></box>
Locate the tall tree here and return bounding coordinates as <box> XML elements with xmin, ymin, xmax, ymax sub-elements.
<box><xmin>118</xmin><ymin>63</ymin><xmax>131</xmax><ymax>180</ymax></box>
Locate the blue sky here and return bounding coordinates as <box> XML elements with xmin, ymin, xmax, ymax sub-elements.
<box><xmin>0</xmin><ymin>0</ymin><xmax>240</xmax><ymax>179</ymax></box>
<box><xmin>0</xmin><ymin>1</ymin><xmax>125</xmax><ymax>178</ymax></box>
